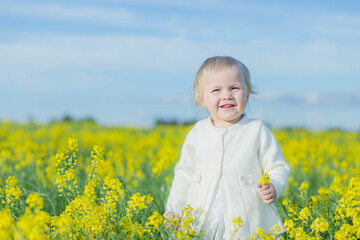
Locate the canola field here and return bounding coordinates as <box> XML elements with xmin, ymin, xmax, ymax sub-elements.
<box><xmin>0</xmin><ymin>121</ymin><xmax>359</xmax><ymax>239</ymax></box>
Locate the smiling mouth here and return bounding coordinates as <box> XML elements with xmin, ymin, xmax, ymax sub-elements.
<box><xmin>220</xmin><ymin>104</ymin><xmax>235</xmax><ymax>108</ymax></box>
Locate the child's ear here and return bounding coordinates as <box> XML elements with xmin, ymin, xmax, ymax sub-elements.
<box><xmin>199</xmin><ymin>97</ymin><xmax>205</xmax><ymax>108</ymax></box>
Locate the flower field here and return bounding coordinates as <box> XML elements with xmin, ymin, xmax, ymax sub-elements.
<box><xmin>0</xmin><ymin>121</ymin><xmax>359</xmax><ymax>239</ymax></box>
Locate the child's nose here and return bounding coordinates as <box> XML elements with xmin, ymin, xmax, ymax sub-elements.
<box><xmin>222</xmin><ymin>90</ymin><xmax>233</xmax><ymax>99</ymax></box>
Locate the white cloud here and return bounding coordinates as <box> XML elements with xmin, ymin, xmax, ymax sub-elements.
<box><xmin>251</xmin><ymin>91</ymin><xmax>360</xmax><ymax>107</ymax></box>
<box><xmin>1</xmin><ymin>32</ymin><xmax>360</xmax><ymax>81</ymax></box>
<box><xmin>115</xmin><ymin>94</ymin><xmax>192</xmax><ymax>104</ymax></box>
<box><xmin>0</xmin><ymin>2</ymin><xmax>137</xmax><ymax>26</ymax></box>
<box><xmin>1</xmin><ymin>1</ymin><xmax>360</xmax><ymax>94</ymax></box>
<box><xmin>308</xmin><ymin>12</ymin><xmax>360</xmax><ymax>38</ymax></box>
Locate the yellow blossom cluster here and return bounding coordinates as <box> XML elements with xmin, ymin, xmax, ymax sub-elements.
<box><xmin>120</xmin><ymin>192</ymin><xmax>163</xmax><ymax>239</ymax></box>
<box><xmin>229</xmin><ymin>216</ymin><xmax>243</xmax><ymax>239</ymax></box>
<box><xmin>249</xmin><ymin>224</ymin><xmax>283</xmax><ymax>240</ymax></box>
<box><xmin>172</xmin><ymin>204</ymin><xmax>199</xmax><ymax>240</ymax></box>
<box><xmin>55</xmin><ymin>135</ymin><xmax>80</xmax><ymax>197</ymax></box>
<box><xmin>0</xmin><ymin>121</ymin><xmax>359</xmax><ymax>239</ymax></box>
<box><xmin>146</xmin><ymin>211</ymin><xmax>163</xmax><ymax>235</ymax></box>
<box><xmin>4</xmin><ymin>176</ymin><xmax>22</xmax><ymax>206</ymax></box>
<box><xmin>51</xmin><ymin>178</ymin><xmax>118</xmax><ymax>238</ymax></box>
<box><xmin>0</xmin><ymin>208</ymin><xmax>14</xmax><ymax>239</ymax></box>
<box><xmin>87</xmin><ymin>143</ymin><xmax>106</xmax><ymax>180</ymax></box>
<box><xmin>259</xmin><ymin>172</ymin><xmax>270</xmax><ymax>185</ymax></box>
<box><xmin>16</xmin><ymin>193</ymin><xmax>51</xmax><ymax>240</ymax></box>
<box><xmin>0</xmin><ymin>192</ymin><xmax>50</xmax><ymax>240</ymax></box>
<box><xmin>278</xmin><ymin>129</ymin><xmax>360</xmax><ymax>239</ymax></box>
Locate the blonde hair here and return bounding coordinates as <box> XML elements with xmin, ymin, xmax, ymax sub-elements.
<box><xmin>193</xmin><ymin>56</ymin><xmax>254</xmax><ymax>106</ymax></box>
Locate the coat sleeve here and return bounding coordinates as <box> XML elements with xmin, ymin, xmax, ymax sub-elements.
<box><xmin>258</xmin><ymin>122</ymin><xmax>290</xmax><ymax>201</ymax></box>
<box><xmin>165</xmin><ymin>126</ymin><xmax>196</xmax><ymax>216</ymax></box>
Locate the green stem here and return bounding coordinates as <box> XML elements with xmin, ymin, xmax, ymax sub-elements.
<box><xmin>269</xmin><ymin>204</ymin><xmax>278</xmax><ymax>217</ymax></box>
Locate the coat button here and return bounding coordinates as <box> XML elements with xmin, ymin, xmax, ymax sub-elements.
<box><xmin>193</xmin><ymin>174</ymin><xmax>201</xmax><ymax>183</ymax></box>
<box><xmin>240</xmin><ymin>176</ymin><xmax>247</xmax><ymax>182</ymax></box>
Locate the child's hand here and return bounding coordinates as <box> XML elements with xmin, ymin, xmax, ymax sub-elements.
<box><xmin>163</xmin><ymin>211</ymin><xmax>181</xmax><ymax>230</ymax></box>
<box><xmin>257</xmin><ymin>182</ymin><xmax>277</xmax><ymax>204</ymax></box>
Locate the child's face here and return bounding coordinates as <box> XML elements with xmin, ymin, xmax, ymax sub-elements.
<box><xmin>200</xmin><ymin>66</ymin><xmax>248</xmax><ymax>128</ymax></box>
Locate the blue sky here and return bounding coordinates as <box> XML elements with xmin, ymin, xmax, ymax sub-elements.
<box><xmin>1</xmin><ymin>0</ymin><xmax>359</xmax><ymax>130</ymax></box>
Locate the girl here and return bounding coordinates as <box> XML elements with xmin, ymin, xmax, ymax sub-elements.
<box><xmin>164</xmin><ymin>56</ymin><xmax>290</xmax><ymax>239</ymax></box>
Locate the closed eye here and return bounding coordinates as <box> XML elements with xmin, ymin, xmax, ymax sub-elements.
<box><xmin>212</xmin><ymin>89</ymin><xmax>220</xmax><ymax>93</ymax></box>
<box><xmin>232</xmin><ymin>87</ymin><xmax>240</xmax><ymax>90</ymax></box>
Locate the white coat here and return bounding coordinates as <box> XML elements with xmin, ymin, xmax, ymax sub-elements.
<box><xmin>165</xmin><ymin>115</ymin><xmax>290</xmax><ymax>239</ymax></box>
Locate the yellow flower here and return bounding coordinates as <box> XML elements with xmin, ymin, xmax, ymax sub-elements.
<box><xmin>55</xmin><ymin>136</ymin><xmax>80</xmax><ymax>196</ymax></box>
<box><xmin>0</xmin><ymin>209</ymin><xmax>14</xmax><ymax>239</ymax></box>
<box><xmin>299</xmin><ymin>181</ymin><xmax>309</xmax><ymax>198</ymax></box>
<box><xmin>16</xmin><ymin>210</ymin><xmax>50</xmax><ymax>240</ymax></box>
<box><xmin>146</xmin><ymin>211</ymin><xmax>163</xmax><ymax>227</ymax></box>
<box><xmin>249</xmin><ymin>227</ymin><xmax>279</xmax><ymax>239</ymax></box>
<box><xmin>259</xmin><ymin>172</ymin><xmax>270</xmax><ymax>184</ymax></box>
<box><xmin>127</xmin><ymin>193</ymin><xmax>153</xmax><ymax>212</ymax></box>
<box><xmin>68</xmin><ymin>135</ymin><xmax>78</xmax><ymax>151</ymax></box>
<box><xmin>299</xmin><ymin>206</ymin><xmax>311</xmax><ymax>222</ymax></box>
<box><xmin>5</xmin><ymin>176</ymin><xmax>22</xmax><ymax>204</ymax></box>
<box><xmin>299</xmin><ymin>181</ymin><xmax>309</xmax><ymax>191</ymax></box>
<box><xmin>307</xmin><ymin>196</ymin><xmax>318</xmax><ymax>207</ymax></box>
<box><xmin>311</xmin><ymin>217</ymin><xmax>329</xmax><ymax>233</ymax></box>
<box><xmin>101</xmin><ymin>177</ymin><xmax>124</xmax><ymax>214</ymax></box>
<box><xmin>271</xmin><ymin>224</ymin><xmax>282</xmax><ymax>235</ymax></box>
<box><xmin>88</xmin><ymin>143</ymin><xmax>107</xmax><ymax>180</ymax></box>
<box><xmin>231</xmin><ymin>216</ymin><xmax>243</xmax><ymax>228</ymax></box>
<box><xmin>258</xmin><ymin>172</ymin><xmax>278</xmax><ymax>216</ymax></box>
<box><xmin>284</xmin><ymin>219</ymin><xmax>296</xmax><ymax>238</ymax></box>
<box><xmin>230</xmin><ymin>216</ymin><xmax>243</xmax><ymax>238</ymax></box>
<box><xmin>26</xmin><ymin>193</ymin><xmax>44</xmax><ymax>211</ymax></box>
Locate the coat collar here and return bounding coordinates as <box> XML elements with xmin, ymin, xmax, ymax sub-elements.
<box><xmin>206</xmin><ymin>114</ymin><xmax>250</xmax><ymax>134</ymax></box>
